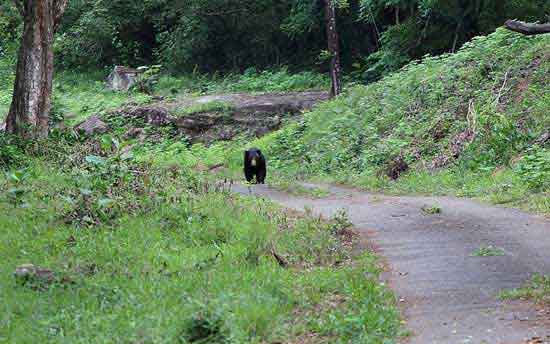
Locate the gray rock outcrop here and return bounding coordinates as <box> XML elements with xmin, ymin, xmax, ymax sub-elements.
<box><xmin>106</xmin><ymin>66</ymin><xmax>143</xmax><ymax>91</ymax></box>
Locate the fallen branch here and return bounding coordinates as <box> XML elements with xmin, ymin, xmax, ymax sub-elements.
<box><xmin>270</xmin><ymin>249</ymin><xmax>289</xmax><ymax>268</ymax></box>
<box><xmin>504</xmin><ymin>20</ymin><xmax>550</xmax><ymax>36</ymax></box>
<box><xmin>494</xmin><ymin>70</ymin><xmax>510</xmax><ymax>105</ymax></box>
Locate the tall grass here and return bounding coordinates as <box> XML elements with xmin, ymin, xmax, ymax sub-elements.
<box><xmin>0</xmin><ymin>133</ymin><xmax>400</xmax><ymax>343</ymax></box>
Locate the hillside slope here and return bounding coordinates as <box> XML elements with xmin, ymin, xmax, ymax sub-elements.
<box><xmin>250</xmin><ymin>29</ymin><xmax>549</xmax><ymax>214</ymax></box>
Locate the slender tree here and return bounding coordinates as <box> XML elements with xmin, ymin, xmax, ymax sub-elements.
<box><xmin>5</xmin><ymin>0</ymin><xmax>69</xmax><ymax>138</ymax></box>
<box><xmin>323</xmin><ymin>0</ymin><xmax>342</xmax><ymax>97</ymax></box>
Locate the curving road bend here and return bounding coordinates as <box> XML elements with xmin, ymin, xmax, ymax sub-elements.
<box><xmin>232</xmin><ymin>183</ymin><xmax>550</xmax><ymax>344</ymax></box>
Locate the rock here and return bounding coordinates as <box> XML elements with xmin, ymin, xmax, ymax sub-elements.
<box><xmin>124</xmin><ymin>127</ymin><xmax>145</xmax><ymax>140</ymax></box>
<box><xmin>254</xmin><ymin>127</ymin><xmax>273</xmax><ymax>137</ymax></box>
<box><xmin>127</xmin><ymin>106</ymin><xmax>172</xmax><ymax>126</ymax></box>
<box><xmin>75</xmin><ymin>115</ymin><xmax>109</xmax><ymax>135</ymax></box>
<box><xmin>106</xmin><ymin>66</ymin><xmax>143</xmax><ymax>91</ymax></box>
<box><xmin>53</xmin><ymin>121</ymin><xmax>67</xmax><ymax>131</ymax></box>
<box><xmin>91</xmin><ymin>92</ymin><xmax>329</xmax><ymax>145</ymax></box>
<box><xmin>430</xmin><ymin>154</ymin><xmax>452</xmax><ymax>170</ymax></box>
<box><xmin>535</xmin><ymin>131</ymin><xmax>549</xmax><ymax>145</ymax></box>
<box><xmin>450</xmin><ymin>129</ymin><xmax>475</xmax><ymax>158</ymax></box>
<box><xmin>386</xmin><ymin>156</ymin><xmax>409</xmax><ymax>180</ymax></box>
<box><xmin>174</xmin><ymin>112</ymin><xmax>219</xmax><ymax>129</ymax></box>
<box><xmin>14</xmin><ymin>264</ymin><xmax>56</xmax><ymax>287</ymax></box>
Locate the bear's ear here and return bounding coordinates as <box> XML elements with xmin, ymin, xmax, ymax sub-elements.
<box><xmin>257</xmin><ymin>149</ymin><xmax>262</xmax><ymax>155</ymax></box>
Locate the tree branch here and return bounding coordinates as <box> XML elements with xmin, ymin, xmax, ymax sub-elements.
<box><xmin>504</xmin><ymin>19</ymin><xmax>550</xmax><ymax>36</ymax></box>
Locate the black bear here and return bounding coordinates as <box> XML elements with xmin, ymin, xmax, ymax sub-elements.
<box><xmin>244</xmin><ymin>148</ymin><xmax>266</xmax><ymax>184</ymax></box>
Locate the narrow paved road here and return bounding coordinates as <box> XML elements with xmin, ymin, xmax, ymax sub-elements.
<box><xmin>232</xmin><ymin>183</ymin><xmax>550</xmax><ymax>344</ymax></box>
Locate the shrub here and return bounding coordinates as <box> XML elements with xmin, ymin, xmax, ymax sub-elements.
<box><xmin>516</xmin><ymin>147</ymin><xmax>550</xmax><ymax>191</ymax></box>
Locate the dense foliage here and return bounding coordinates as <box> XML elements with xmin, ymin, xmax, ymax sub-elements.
<box><xmin>0</xmin><ymin>128</ymin><xmax>400</xmax><ymax>343</ymax></box>
<box><xmin>245</xmin><ymin>29</ymin><xmax>550</xmax><ymax>213</ymax></box>
<box><xmin>2</xmin><ymin>0</ymin><xmax>548</xmax><ymax>78</ymax></box>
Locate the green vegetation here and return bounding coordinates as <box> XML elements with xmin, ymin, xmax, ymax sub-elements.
<box><xmin>0</xmin><ymin>54</ymin><xmax>151</xmax><ymax>126</ymax></box>
<box><xmin>53</xmin><ymin>72</ymin><xmax>153</xmax><ymax>125</ymax></box>
<box><xmin>421</xmin><ymin>205</ymin><xmax>442</xmax><ymax>215</ymax></box>
<box><xmin>154</xmin><ymin>68</ymin><xmax>330</xmax><ymax>98</ymax></box>
<box><xmin>499</xmin><ymin>274</ymin><xmax>550</xmax><ymax>304</ymax></box>
<box><xmin>174</xmin><ymin>101</ymin><xmax>234</xmax><ymax>117</ymax></box>
<box><xmin>470</xmin><ymin>245</ymin><xmax>505</xmax><ymax>257</ymax></box>
<box><xmin>4</xmin><ymin>0</ymin><xmax>548</xmax><ymax>80</ymax></box>
<box><xmin>0</xmin><ymin>129</ymin><xmax>400</xmax><ymax>343</ymax></box>
<box><xmin>1</xmin><ymin>0</ymin><xmax>549</xmax><ymax>341</ymax></box>
<box><xmin>241</xmin><ymin>29</ymin><xmax>550</xmax><ymax>214</ymax></box>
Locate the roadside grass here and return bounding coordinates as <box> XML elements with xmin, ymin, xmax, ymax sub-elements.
<box><xmin>369</xmin><ymin>168</ymin><xmax>550</xmax><ymax>215</ymax></box>
<box><xmin>499</xmin><ymin>274</ymin><xmax>550</xmax><ymax>304</ymax></box>
<box><xmin>0</xmin><ymin>133</ymin><xmax>401</xmax><ymax>343</ymax></box>
<box><xmin>196</xmin><ymin>131</ymin><xmax>549</xmax><ymax>215</ymax></box>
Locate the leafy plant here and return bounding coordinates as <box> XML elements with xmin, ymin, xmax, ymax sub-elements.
<box><xmin>329</xmin><ymin>209</ymin><xmax>354</xmax><ymax>235</ymax></box>
<box><xmin>516</xmin><ymin>147</ymin><xmax>550</xmax><ymax>191</ymax></box>
<box><xmin>499</xmin><ymin>274</ymin><xmax>550</xmax><ymax>304</ymax></box>
<box><xmin>132</xmin><ymin>65</ymin><xmax>162</xmax><ymax>94</ymax></box>
<box><xmin>421</xmin><ymin>205</ymin><xmax>441</xmax><ymax>215</ymax></box>
<box><xmin>0</xmin><ymin>134</ymin><xmax>26</xmax><ymax>168</ymax></box>
<box><xmin>471</xmin><ymin>245</ymin><xmax>505</xmax><ymax>257</ymax></box>
<box><xmin>248</xmin><ymin>29</ymin><xmax>549</xmax><ymax>215</ymax></box>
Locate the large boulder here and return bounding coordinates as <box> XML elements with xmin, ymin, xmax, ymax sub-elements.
<box><xmin>106</xmin><ymin>66</ymin><xmax>143</xmax><ymax>91</ymax></box>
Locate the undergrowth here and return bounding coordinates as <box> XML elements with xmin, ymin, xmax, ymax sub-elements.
<box><xmin>0</xmin><ymin>51</ymin><xmax>152</xmax><ymax>126</ymax></box>
<box><xmin>0</xmin><ymin>130</ymin><xmax>400</xmax><ymax>343</ymax></box>
<box><xmin>154</xmin><ymin>67</ymin><xmax>330</xmax><ymax>98</ymax></box>
<box><xmin>236</xmin><ymin>29</ymin><xmax>550</xmax><ymax>214</ymax></box>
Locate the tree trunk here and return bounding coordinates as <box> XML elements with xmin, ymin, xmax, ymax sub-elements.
<box><xmin>324</xmin><ymin>0</ymin><xmax>342</xmax><ymax>98</ymax></box>
<box><xmin>395</xmin><ymin>7</ymin><xmax>400</xmax><ymax>25</ymax></box>
<box><xmin>451</xmin><ymin>20</ymin><xmax>462</xmax><ymax>53</ymax></box>
<box><xmin>6</xmin><ymin>0</ymin><xmax>68</xmax><ymax>139</ymax></box>
<box><xmin>504</xmin><ymin>20</ymin><xmax>550</xmax><ymax>36</ymax></box>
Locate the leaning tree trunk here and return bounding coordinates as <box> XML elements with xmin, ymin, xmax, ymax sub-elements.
<box><xmin>324</xmin><ymin>0</ymin><xmax>342</xmax><ymax>98</ymax></box>
<box><xmin>504</xmin><ymin>20</ymin><xmax>550</xmax><ymax>36</ymax></box>
<box><xmin>6</xmin><ymin>0</ymin><xmax>68</xmax><ymax>138</ymax></box>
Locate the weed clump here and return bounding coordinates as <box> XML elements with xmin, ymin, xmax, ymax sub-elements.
<box><xmin>182</xmin><ymin>308</ymin><xmax>228</xmax><ymax>343</ymax></box>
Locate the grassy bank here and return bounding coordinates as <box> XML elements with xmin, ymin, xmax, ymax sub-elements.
<box><xmin>234</xmin><ymin>29</ymin><xmax>549</xmax><ymax>214</ymax></box>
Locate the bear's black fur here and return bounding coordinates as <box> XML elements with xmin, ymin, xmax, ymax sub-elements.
<box><xmin>244</xmin><ymin>148</ymin><xmax>266</xmax><ymax>184</ymax></box>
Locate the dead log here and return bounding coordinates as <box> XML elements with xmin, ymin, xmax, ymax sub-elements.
<box><xmin>504</xmin><ymin>20</ymin><xmax>550</xmax><ymax>36</ymax></box>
